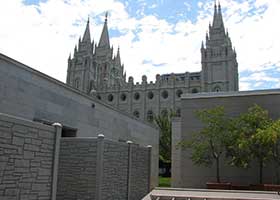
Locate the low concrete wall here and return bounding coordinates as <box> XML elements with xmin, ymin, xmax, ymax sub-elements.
<box><xmin>172</xmin><ymin>90</ymin><xmax>280</xmax><ymax>188</ymax></box>
<box><xmin>0</xmin><ymin>53</ymin><xmax>158</xmax><ymax>188</ymax></box>
<box><xmin>0</xmin><ymin>113</ymin><xmax>61</xmax><ymax>200</ymax></box>
<box><xmin>57</xmin><ymin>136</ymin><xmax>152</xmax><ymax>200</ymax></box>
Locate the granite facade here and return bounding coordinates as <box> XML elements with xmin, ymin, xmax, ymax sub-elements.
<box><xmin>0</xmin><ymin>113</ymin><xmax>59</xmax><ymax>200</ymax></box>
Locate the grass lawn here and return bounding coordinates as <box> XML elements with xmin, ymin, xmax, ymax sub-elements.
<box><xmin>159</xmin><ymin>176</ymin><xmax>171</xmax><ymax>187</ymax></box>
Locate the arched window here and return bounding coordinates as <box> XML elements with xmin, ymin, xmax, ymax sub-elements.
<box><xmin>74</xmin><ymin>78</ymin><xmax>80</xmax><ymax>89</ymax></box>
<box><xmin>133</xmin><ymin>110</ymin><xmax>140</xmax><ymax>118</ymax></box>
<box><xmin>161</xmin><ymin>90</ymin><xmax>168</xmax><ymax>99</ymax></box>
<box><xmin>147</xmin><ymin>91</ymin><xmax>154</xmax><ymax>100</ymax></box>
<box><xmin>213</xmin><ymin>86</ymin><xmax>221</xmax><ymax>92</ymax></box>
<box><xmin>134</xmin><ymin>92</ymin><xmax>140</xmax><ymax>100</ymax></box>
<box><xmin>176</xmin><ymin>89</ymin><xmax>183</xmax><ymax>98</ymax></box>
<box><xmin>120</xmin><ymin>93</ymin><xmax>127</xmax><ymax>101</ymax></box>
<box><xmin>90</xmin><ymin>80</ymin><xmax>95</xmax><ymax>91</ymax></box>
<box><xmin>147</xmin><ymin>110</ymin><xmax>154</xmax><ymax>122</ymax></box>
<box><xmin>107</xmin><ymin>94</ymin><xmax>114</xmax><ymax>102</ymax></box>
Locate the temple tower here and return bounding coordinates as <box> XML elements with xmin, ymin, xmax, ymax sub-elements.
<box><xmin>201</xmin><ymin>2</ymin><xmax>239</xmax><ymax>92</ymax></box>
<box><xmin>66</xmin><ymin>18</ymin><xmax>95</xmax><ymax>93</ymax></box>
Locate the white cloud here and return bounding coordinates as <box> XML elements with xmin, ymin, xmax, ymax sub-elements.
<box><xmin>0</xmin><ymin>0</ymin><xmax>279</xmax><ymax>89</ymax></box>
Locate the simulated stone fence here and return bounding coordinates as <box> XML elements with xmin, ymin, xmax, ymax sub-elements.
<box><xmin>57</xmin><ymin>135</ymin><xmax>152</xmax><ymax>200</ymax></box>
<box><xmin>0</xmin><ymin>113</ymin><xmax>61</xmax><ymax>200</ymax></box>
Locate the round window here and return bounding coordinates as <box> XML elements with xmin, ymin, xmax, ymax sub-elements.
<box><xmin>147</xmin><ymin>91</ymin><xmax>154</xmax><ymax>100</ymax></box>
<box><xmin>108</xmin><ymin>94</ymin><xmax>114</xmax><ymax>102</ymax></box>
<box><xmin>161</xmin><ymin>90</ymin><xmax>168</xmax><ymax>99</ymax></box>
<box><xmin>120</xmin><ymin>93</ymin><xmax>127</xmax><ymax>101</ymax></box>
<box><xmin>134</xmin><ymin>92</ymin><xmax>140</xmax><ymax>100</ymax></box>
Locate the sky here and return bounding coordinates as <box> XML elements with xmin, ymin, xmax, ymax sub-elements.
<box><xmin>0</xmin><ymin>0</ymin><xmax>279</xmax><ymax>91</ymax></box>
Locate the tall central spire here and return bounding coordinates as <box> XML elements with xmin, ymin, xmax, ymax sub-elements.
<box><xmin>98</xmin><ymin>12</ymin><xmax>110</xmax><ymax>48</ymax></box>
<box><xmin>212</xmin><ymin>1</ymin><xmax>224</xmax><ymax>29</ymax></box>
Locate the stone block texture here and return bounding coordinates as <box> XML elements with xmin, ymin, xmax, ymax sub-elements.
<box><xmin>57</xmin><ymin>138</ymin><xmax>97</xmax><ymax>200</ymax></box>
<box><xmin>56</xmin><ymin>138</ymin><xmax>151</xmax><ymax>200</ymax></box>
<box><xmin>101</xmin><ymin>140</ymin><xmax>129</xmax><ymax>200</ymax></box>
<box><xmin>129</xmin><ymin>145</ymin><xmax>150</xmax><ymax>200</ymax></box>
<box><xmin>0</xmin><ymin>113</ymin><xmax>56</xmax><ymax>200</ymax></box>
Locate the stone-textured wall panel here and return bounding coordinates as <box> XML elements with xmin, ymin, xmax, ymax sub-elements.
<box><xmin>57</xmin><ymin>138</ymin><xmax>97</xmax><ymax>200</ymax></box>
<box><xmin>0</xmin><ymin>113</ymin><xmax>55</xmax><ymax>200</ymax></box>
<box><xmin>101</xmin><ymin>140</ymin><xmax>129</xmax><ymax>200</ymax></box>
<box><xmin>129</xmin><ymin>145</ymin><xmax>150</xmax><ymax>200</ymax></box>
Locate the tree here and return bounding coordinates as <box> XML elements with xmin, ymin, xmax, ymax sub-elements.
<box><xmin>259</xmin><ymin>119</ymin><xmax>280</xmax><ymax>184</ymax></box>
<box><xmin>154</xmin><ymin>110</ymin><xmax>175</xmax><ymax>163</ymax></box>
<box><xmin>227</xmin><ymin>104</ymin><xmax>272</xmax><ymax>184</ymax></box>
<box><xmin>180</xmin><ymin>106</ymin><xmax>230</xmax><ymax>183</ymax></box>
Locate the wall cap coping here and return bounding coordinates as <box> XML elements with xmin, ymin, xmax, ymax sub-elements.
<box><xmin>182</xmin><ymin>89</ymin><xmax>280</xmax><ymax>99</ymax></box>
<box><xmin>0</xmin><ymin>112</ymin><xmax>55</xmax><ymax>132</ymax></box>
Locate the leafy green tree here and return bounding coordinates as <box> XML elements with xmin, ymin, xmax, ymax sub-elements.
<box><xmin>154</xmin><ymin>110</ymin><xmax>175</xmax><ymax>163</ymax></box>
<box><xmin>180</xmin><ymin>106</ymin><xmax>230</xmax><ymax>183</ymax></box>
<box><xmin>227</xmin><ymin>104</ymin><xmax>272</xmax><ymax>184</ymax></box>
<box><xmin>259</xmin><ymin>120</ymin><xmax>280</xmax><ymax>184</ymax></box>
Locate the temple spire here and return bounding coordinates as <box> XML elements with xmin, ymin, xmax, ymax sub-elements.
<box><xmin>82</xmin><ymin>17</ymin><xmax>91</xmax><ymax>42</ymax></box>
<box><xmin>98</xmin><ymin>12</ymin><xmax>110</xmax><ymax>48</ymax></box>
<box><xmin>212</xmin><ymin>1</ymin><xmax>224</xmax><ymax>29</ymax></box>
<box><xmin>115</xmin><ymin>46</ymin><xmax>121</xmax><ymax>66</ymax></box>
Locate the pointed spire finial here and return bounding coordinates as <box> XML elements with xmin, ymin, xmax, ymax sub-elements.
<box><xmin>105</xmin><ymin>11</ymin><xmax>108</xmax><ymax>22</ymax></box>
<box><xmin>82</xmin><ymin>16</ymin><xmax>91</xmax><ymax>42</ymax></box>
<box><xmin>98</xmin><ymin>12</ymin><xmax>110</xmax><ymax>48</ymax></box>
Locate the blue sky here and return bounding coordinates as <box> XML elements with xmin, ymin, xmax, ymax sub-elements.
<box><xmin>0</xmin><ymin>0</ymin><xmax>280</xmax><ymax>91</ymax></box>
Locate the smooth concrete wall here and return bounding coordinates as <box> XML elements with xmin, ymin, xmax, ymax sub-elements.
<box><xmin>0</xmin><ymin>53</ymin><xmax>159</xmax><ymax>188</ymax></box>
<box><xmin>0</xmin><ymin>113</ymin><xmax>59</xmax><ymax>200</ymax></box>
<box><xmin>173</xmin><ymin>90</ymin><xmax>280</xmax><ymax>188</ymax></box>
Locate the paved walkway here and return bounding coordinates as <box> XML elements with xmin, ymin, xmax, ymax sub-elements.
<box><xmin>142</xmin><ymin>188</ymin><xmax>280</xmax><ymax>200</ymax></box>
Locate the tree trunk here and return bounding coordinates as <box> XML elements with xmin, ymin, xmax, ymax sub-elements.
<box><xmin>216</xmin><ymin>157</ymin><xmax>220</xmax><ymax>183</ymax></box>
<box><xmin>259</xmin><ymin>160</ymin><xmax>263</xmax><ymax>184</ymax></box>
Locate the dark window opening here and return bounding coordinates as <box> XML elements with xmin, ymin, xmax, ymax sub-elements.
<box><xmin>134</xmin><ymin>92</ymin><xmax>140</xmax><ymax>100</ymax></box>
<box><xmin>161</xmin><ymin>90</ymin><xmax>168</xmax><ymax>99</ymax></box>
<box><xmin>191</xmin><ymin>88</ymin><xmax>198</xmax><ymax>93</ymax></box>
<box><xmin>147</xmin><ymin>91</ymin><xmax>154</xmax><ymax>100</ymax></box>
<box><xmin>176</xmin><ymin>89</ymin><xmax>183</xmax><ymax>98</ymax></box>
<box><xmin>33</xmin><ymin>118</ymin><xmax>77</xmax><ymax>137</ymax></box>
<box><xmin>133</xmin><ymin>110</ymin><xmax>140</xmax><ymax>118</ymax></box>
<box><xmin>120</xmin><ymin>93</ymin><xmax>127</xmax><ymax>101</ymax></box>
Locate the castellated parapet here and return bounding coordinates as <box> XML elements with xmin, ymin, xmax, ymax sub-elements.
<box><xmin>66</xmin><ymin>3</ymin><xmax>239</xmax><ymax>121</ymax></box>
